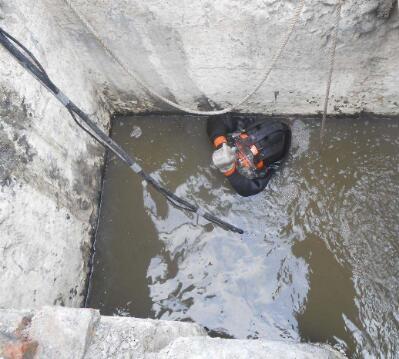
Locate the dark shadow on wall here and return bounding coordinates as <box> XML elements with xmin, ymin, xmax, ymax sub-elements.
<box><xmin>376</xmin><ymin>0</ymin><xmax>397</xmax><ymax>18</ymax></box>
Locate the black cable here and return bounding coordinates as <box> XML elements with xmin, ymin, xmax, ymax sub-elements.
<box><xmin>68</xmin><ymin>109</ymin><xmax>197</xmax><ymax>214</ymax></box>
<box><xmin>68</xmin><ymin>109</ymin><xmax>99</xmax><ymax>144</ymax></box>
<box><xmin>67</xmin><ymin>106</ymin><xmax>241</xmax><ymax>233</ymax></box>
<box><xmin>0</xmin><ymin>27</ymin><xmax>49</xmax><ymax>80</ymax></box>
<box><xmin>0</xmin><ymin>27</ymin><xmax>244</xmax><ymax>235</ymax></box>
<box><xmin>69</xmin><ymin>107</ymin><xmax>242</xmax><ymax>233</ymax></box>
<box><xmin>0</xmin><ymin>29</ymin><xmax>59</xmax><ymax>94</ymax></box>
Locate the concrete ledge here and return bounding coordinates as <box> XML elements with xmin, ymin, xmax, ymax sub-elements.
<box><xmin>0</xmin><ymin>306</ymin><xmax>346</xmax><ymax>358</ymax></box>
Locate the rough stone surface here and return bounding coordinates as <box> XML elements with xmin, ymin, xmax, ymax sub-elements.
<box><xmin>156</xmin><ymin>337</ymin><xmax>345</xmax><ymax>359</ymax></box>
<box><xmin>0</xmin><ymin>307</ymin><xmax>346</xmax><ymax>359</ymax></box>
<box><xmin>377</xmin><ymin>0</ymin><xmax>397</xmax><ymax>18</ymax></box>
<box><xmin>0</xmin><ymin>309</ymin><xmax>38</xmax><ymax>358</ymax></box>
<box><xmin>0</xmin><ymin>0</ymin><xmax>398</xmax><ymax>326</ymax></box>
<box><xmin>84</xmin><ymin>315</ymin><xmax>207</xmax><ymax>359</ymax></box>
<box><xmin>29</xmin><ymin>306</ymin><xmax>100</xmax><ymax>359</ymax></box>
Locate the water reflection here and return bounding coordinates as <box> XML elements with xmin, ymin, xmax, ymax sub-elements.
<box><xmin>87</xmin><ymin>115</ymin><xmax>399</xmax><ymax>358</ymax></box>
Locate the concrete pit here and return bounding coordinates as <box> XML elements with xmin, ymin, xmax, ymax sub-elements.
<box><xmin>0</xmin><ymin>0</ymin><xmax>398</xmax><ymax>357</ymax></box>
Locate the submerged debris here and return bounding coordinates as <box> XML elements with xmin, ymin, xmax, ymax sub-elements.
<box><xmin>130</xmin><ymin>126</ymin><xmax>142</xmax><ymax>139</ymax></box>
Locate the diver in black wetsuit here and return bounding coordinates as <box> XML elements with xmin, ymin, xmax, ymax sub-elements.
<box><xmin>207</xmin><ymin>115</ymin><xmax>291</xmax><ymax>197</ymax></box>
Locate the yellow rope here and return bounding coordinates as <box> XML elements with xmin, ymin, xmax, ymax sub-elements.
<box><xmin>321</xmin><ymin>0</ymin><xmax>343</xmax><ymax>139</ymax></box>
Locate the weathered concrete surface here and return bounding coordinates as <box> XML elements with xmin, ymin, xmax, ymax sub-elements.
<box><xmin>156</xmin><ymin>338</ymin><xmax>345</xmax><ymax>359</ymax></box>
<box><xmin>58</xmin><ymin>0</ymin><xmax>399</xmax><ymax>115</ymax></box>
<box><xmin>84</xmin><ymin>313</ymin><xmax>207</xmax><ymax>358</ymax></box>
<box><xmin>29</xmin><ymin>306</ymin><xmax>100</xmax><ymax>358</ymax></box>
<box><xmin>0</xmin><ymin>306</ymin><xmax>346</xmax><ymax>358</ymax></box>
<box><xmin>0</xmin><ymin>0</ymin><xmax>109</xmax><ymax>308</ymax></box>
<box><xmin>0</xmin><ymin>0</ymin><xmax>398</xmax><ymax>323</ymax></box>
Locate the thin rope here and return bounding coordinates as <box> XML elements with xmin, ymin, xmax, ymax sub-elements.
<box><xmin>63</xmin><ymin>0</ymin><xmax>305</xmax><ymax>116</ymax></box>
<box><xmin>321</xmin><ymin>0</ymin><xmax>343</xmax><ymax>139</ymax></box>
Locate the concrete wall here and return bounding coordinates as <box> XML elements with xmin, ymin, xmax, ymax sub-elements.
<box><xmin>0</xmin><ymin>0</ymin><xmax>397</xmax><ymax>353</ymax></box>
<box><xmin>0</xmin><ymin>0</ymin><xmax>114</xmax><ymax>308</ymax></box>
<box><xmin>73</xmin><ymin>0</ymin><xmax>398</xmax><ymax>115</ymax></box>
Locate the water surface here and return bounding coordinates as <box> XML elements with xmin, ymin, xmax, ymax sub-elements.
<box><xmin>87</xmin><ymin>114</ymin><xmax>399</xmax><ymax>358</ymax></box>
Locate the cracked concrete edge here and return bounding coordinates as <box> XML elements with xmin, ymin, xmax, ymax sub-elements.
<box><xmin>156</xmin><ymin>337</ymin><xmax>347</xmax><ymax>359</ymax></box>
<box><xmin>29</xmin><ymin>306</ymin><xmax>101</xmax><ymax>359</ymax></box>
<box><xmin>0</xmin><ymin>306</ymin><xmax>346</xmax><ymax>359</ymax></box>
<box><xmin>0</xmin><ymin>307</ymin><xmax>207</xmax><ymax>359</ymax></box>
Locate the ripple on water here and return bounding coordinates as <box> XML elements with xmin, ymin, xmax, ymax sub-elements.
<box><xmin>87</xmin><ymin>115</ymin><xmax>399</xmax><ymax>358</ymax></box>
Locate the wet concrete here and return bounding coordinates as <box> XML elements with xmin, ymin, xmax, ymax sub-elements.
<box><xmin>87</xmin><ymin>114</ymin><xmax>399</xmax><ymax>358</ymax></box>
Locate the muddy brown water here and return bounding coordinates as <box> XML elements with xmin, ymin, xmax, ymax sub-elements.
<box><xmin>87</xmin><ymin>114</ymin><xmax>399</xmax><ymax>358</ymax></box>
